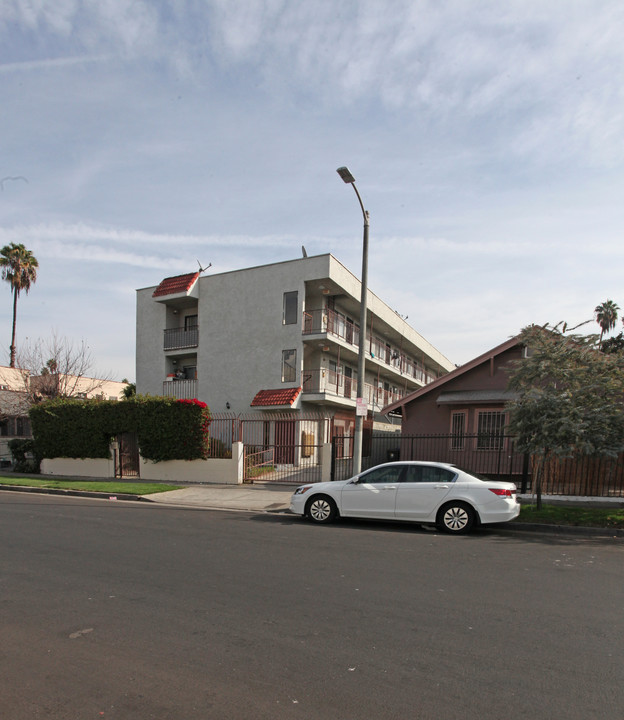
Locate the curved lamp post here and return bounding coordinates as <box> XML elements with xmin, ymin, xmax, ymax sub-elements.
<box><xmin>336</xmin><ymin>166</ymin><xmax>369</xmax><ymax>476</ymax></box>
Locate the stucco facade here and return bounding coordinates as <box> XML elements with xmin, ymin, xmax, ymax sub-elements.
<box><xmin>136</xmin><ymin>254</ymin><xmax>454</xmax><ymax>431</ymax></box>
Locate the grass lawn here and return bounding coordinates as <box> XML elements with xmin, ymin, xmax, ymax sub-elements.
<box><xmin>516</xmin><ymin>503</ymin><xmax>624</xmax><ymax>529</ymax></box>
<box><xmin>0</xmin><ymin>476</ymin><xmax>181</xmax><ymax>496</ymax></box>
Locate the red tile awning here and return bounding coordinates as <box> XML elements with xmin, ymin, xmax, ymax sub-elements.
<box><xmin>251</xmin><ymin>387</ymin><xmax>302</xmax><ymax>407</ymax></box>
<box><xmin>152</xmin><ymin>272</ymin><xmax>200</xmax><ymax>298</ymax></box>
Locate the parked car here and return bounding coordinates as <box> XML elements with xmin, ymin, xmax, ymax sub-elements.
<box><xmin>289</xmin><ymin>461</ymin><xmax>520</xmax><ymax>534</ymax></box>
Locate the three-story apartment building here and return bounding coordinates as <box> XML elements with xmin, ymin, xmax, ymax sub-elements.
<box><xmin>136</xmin><ymin>254</ymin><xmax>454</xmax><ymax>440</ymax></box>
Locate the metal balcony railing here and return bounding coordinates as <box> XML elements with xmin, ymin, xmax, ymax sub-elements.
<box><xmin>301</xmin><ymin>369</ymin><xmax>406</xmax><ymax>409</ymax></box>
<box><xmin>163</xmin><ymin>326</ymin><xmax>198</xmax><ymax>351</ymax></box>
<box><xmin>161</xmin><ymin>378</ymin><xmax>197</xmax><ymax>399</ymax></box>
<box><xmin>302</xmin><ymin>309</ymin><xmax>436</xmax><ymax>384</ymax></box>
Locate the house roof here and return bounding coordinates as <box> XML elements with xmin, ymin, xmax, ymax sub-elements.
<box><xmin>152</xmin><ymin>272</ymin><xmax>200</xmax><ymax>298</ymax></box>
<box><xmin>382</xmin><ymin>336</ymin><xmax>521</xmax><ymax>416</ymax></box>
<box><xmin>250</xmin><ymin>387</ymin><xmax>302</xmax><ymax>407</ymax></box>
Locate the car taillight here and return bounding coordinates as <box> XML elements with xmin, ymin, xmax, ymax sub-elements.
<box><xmin>489</xmin><ymin>488</ymin><xmax>513</xmax><ymax>497</ymax></box>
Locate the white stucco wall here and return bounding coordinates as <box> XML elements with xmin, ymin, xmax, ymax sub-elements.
<box><xmin>139</xmin><ymin>442</ymin><xmax>243</xmax><ymax>484</ymax></box>
<box><xmin>40</xmin><ymin>443</ymin><xmax>245</xmax><ymax>484</ymax></box>
<box><xmin>136</xmin><ymin>287</ymin><xmax>168</xmax><ymax>395</ymax></box>
<box><xmin>41</xmin><ymin>457</ymin><xmax>114</xmax><ymax>478</ymax></box>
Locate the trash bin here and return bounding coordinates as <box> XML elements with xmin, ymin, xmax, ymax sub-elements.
<box><xmin>387</xmin><ymin>448</ymin><xmax>400</xmax><ymax>462</ymax></box>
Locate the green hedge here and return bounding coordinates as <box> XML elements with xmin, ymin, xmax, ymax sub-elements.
<box><xmin>29</xmin><ymin>396</ymin><xmax>211</xmax><ymax>462</ymax></box>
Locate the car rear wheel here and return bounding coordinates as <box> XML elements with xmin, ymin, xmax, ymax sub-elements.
<box><xmin>306</xmin><ymin>495</ymin><xmax>337</xmax><ymax>524</ymax></box>
<box><xmin>437</xmin><ymin>502</ymin><xmax>475</xmax><ymax>534</ymax></box>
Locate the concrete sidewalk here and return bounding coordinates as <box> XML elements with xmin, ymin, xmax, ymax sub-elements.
<box><xmin>144</xmin><ymin>483</ymin><xmax>295</xmax><ymax>512</ymax></box>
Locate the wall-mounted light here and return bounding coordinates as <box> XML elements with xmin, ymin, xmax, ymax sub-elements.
<box><xmin>226</xmin><ymin>402</ymin><xmax>231</xmax><ymax>410</ymax></box>
<box><xmin>172</xmin><ymin>359</ymin><xmax>177</xmax><ymax>365</ymax></box>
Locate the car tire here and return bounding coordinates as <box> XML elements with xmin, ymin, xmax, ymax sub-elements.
<box><xmin>306</xmin><ymin>495</ymin><xmax>338</xmax><ymax>524</ymax></box>
<box><xmin>436</xmin><ymin>502</ymin><xmax>475</xmax><ymax>534</ymax></box>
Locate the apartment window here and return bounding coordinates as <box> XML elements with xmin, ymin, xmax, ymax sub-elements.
<box><xmin>476</xmin><ymin>410</ymin><xmax>506</xmax><ymax>450</ymax></box>
<box><xmin>184</xmin><ymin>314</ymin><xmax>198</xmax><ymax>329</ymax></box>
<box><xmin>282</xmin><ymin>349</ymin><xmax>297</xmax><ymax>382</ymax></box>
<box><xmin>450</xmin><ymin>412</ymin><xmax>466</xmax><ymax>450</ymax></box>
<box><xmin>283</xmin><ymin>291</ymin><xmax>298</xmax><ymax>325</ymax></box>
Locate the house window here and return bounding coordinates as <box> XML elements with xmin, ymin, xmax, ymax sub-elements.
<box><xmin>450</xmin><ymin>412</ymin><xmax>466</xmax><ymax>450</ymax></box>
<box><xmin>476</xmin><ymin>410</ymin><xmax>506</xmax><ymax>450</ymax></box>
<box><xmin>282</xmin><ymin>349</ymin><xmax>297</xmax><ymax>383</ymax></box>
<box><xmin>283</xmin><ymin>292</ymin><xmax>298</xmax><ymax>325</ymax></box>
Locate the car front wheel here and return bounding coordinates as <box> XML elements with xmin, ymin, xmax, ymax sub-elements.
<box><xmin>306</xmin><ymin>495</ymin><xmax>338</xmax><ymax>524</ymax></box>
<box><xmin>437</xmin><ymin>502</ymin><xmax>475</xmax><ymax>534</ymax></box>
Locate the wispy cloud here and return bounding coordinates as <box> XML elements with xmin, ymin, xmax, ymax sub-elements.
<box><xmin>0</xmin><ymin>54</ymin><xmax>110</xmax><ymax>74</ymax></box>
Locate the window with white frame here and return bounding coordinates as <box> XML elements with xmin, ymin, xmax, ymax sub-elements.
<box><xmin>476</xmin><ymin>410</ymin><xmax>506</xmax><ymax>450</ymax></box>
<box><xmin>282</xmin><ymin>349</ymin><xmax>297</xmax><ymax>382</ymax></box>
<box><xmin>450</xmin><ymin>411</ymin><xmax>466</xmax><ymax>450</ymax></box>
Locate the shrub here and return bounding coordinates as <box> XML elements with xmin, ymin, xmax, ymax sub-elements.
<box><xmin>8</xmin><ymin>438</ymin><xmax>42</xmax><ymax>473</ymax></box>
<box><xmin>29</xmin><ymin>396</ymin><xmax>211</xmax><ymax>462</ymax></box>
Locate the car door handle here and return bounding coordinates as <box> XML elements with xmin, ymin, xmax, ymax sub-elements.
<box><xmin>383</xmin><ymin>486</ymin><xmax>397</xmax><ymax>490</ymax></box>
<box><xmin>435</xmin><ymin>485</ymin><xmax>449</xmax><ymax>489</ymax></box>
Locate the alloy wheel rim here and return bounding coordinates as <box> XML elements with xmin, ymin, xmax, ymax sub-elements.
<box><xmin>311</xmin><ymin>500</ymin><xmax>330</xmax><ymax>521</ymax></box>
<box><xmin>444</xmin><ymin>507</ymin><xmax>468</xmax><ymax>530</ymax></box>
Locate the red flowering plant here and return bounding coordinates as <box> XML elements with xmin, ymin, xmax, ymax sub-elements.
<box><xmin>174</xmin><ymin>399</ymin><xmax>211</xmax><ymax>459</ymax></box>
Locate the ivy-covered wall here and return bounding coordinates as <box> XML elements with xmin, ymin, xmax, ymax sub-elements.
<box><xmin>29</xmin><ymin>396</ymin><xmax>211</xmax><ymax>462</ymax></box>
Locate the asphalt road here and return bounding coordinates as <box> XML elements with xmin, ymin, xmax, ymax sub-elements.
<box><xmin>1</xmin><ymin>492</ymin><xmax>623</xmax><ymax>720</ymax></box>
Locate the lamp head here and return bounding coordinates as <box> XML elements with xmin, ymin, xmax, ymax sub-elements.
<box><xmin>336</xmin><ymin>166</ymin><xmax>356</xmax><ymax>184</ymax></box>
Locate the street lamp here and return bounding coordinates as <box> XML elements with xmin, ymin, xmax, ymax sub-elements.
<box><xmin>336</xmin><ymin>166</ymin><xmax>369</xmax><ymax>476</ymax></box>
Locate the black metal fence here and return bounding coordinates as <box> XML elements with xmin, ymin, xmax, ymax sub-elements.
<box><xmin>331</xmin><ymin>433</ymin><xmax>624</xmax><ymax>497</ymax></box>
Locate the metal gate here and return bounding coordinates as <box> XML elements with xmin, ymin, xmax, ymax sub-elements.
<box><xmin>241</xmin><ymin>414</ymin><xmax>329</xmax><ymax>484</ymax></box>
<box><xmin>114</xmin><ymin>432</ymin><xmax>140</xmax><ymax>478</ymax></box>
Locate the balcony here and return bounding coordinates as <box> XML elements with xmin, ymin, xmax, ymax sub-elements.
<box><xmin>302</xmin><ymin>309</ymin><xmax>436</xmax><ymax>385</ymax></box>
<box><xmin>302</xmin><ymin>369</ymin><xmax>406</xmax><ymax>409</ymax></box>
<box><xmin>162</xmin><ymin>378</ymin><xmax>197</xmax><ymax>399</ymax></box>
<box><xmin>163</xmin><ymin>326</ymin><xmax>198</xmax><ymax>351</ymax></box>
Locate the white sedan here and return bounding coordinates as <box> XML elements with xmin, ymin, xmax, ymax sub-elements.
<box><xmin>290</xmin><ymin>461</ymin><xmax>520</xmax><ymax>534</ymax></box>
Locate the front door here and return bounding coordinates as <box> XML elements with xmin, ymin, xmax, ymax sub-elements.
<box><xmin>343</xmin><ymin>367</ymin><xmax>352</xmax><ymax>399</ymax></box>
<box><xmin>340</xmin><ymin>464</ymin><xmax>405</xmax><ymax>519</ymax></box>
<box><xmin>275</xmin><ymin>420</ymin><xmax>295</xmax><ymax>464</ymax></box>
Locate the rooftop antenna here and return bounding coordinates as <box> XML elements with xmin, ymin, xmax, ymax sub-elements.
<box><xmin>301</xmin><ymin>245</ymin><xmax>308</xmax><ymax>258</ymax></box>
<box><xmin>197</xmin><ymin>260</ymin><xmax>212</xmax><ymax>274</ymax></box>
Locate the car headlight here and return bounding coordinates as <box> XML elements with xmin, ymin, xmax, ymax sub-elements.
<box><xmin>294</xmin><ymin>485</ymin><xmax>313</xmax><ymax>495</ymax></box>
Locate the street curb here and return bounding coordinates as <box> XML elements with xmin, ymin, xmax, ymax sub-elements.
<box><xmin>499</xmin><ymin>521</ymin><xmax>624</xmax><ymax>538</ymax></box>
<box><xmin>0</xmin><ymin>484</ymin><xmax>289</xmax><ymax>514</ymax></box>
<box><xmin>0</xmin><ymin>484</ymin><xmax>148</xmax><ymax>503</ymax></box>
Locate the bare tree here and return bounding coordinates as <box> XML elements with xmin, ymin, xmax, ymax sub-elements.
<box><xmin>16</xmin><ymin>332</ymin><xmax>111</xmax><ymax>402</ymax></box>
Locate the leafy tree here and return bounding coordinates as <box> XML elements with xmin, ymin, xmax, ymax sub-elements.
<box><xmin>594</xmin><ymin>299</ymin><xmax>620</xmax><ymax>348</ymax></box>
<box><xmin>0</xmin><ymin>243</ymin><xmax>38</xmax><ymax>367</ymax></box>
<box><xmin>601</xmin><ymin>331</ymin><xmax>624</xmax><ymax>354</ymax></box>
<box><xmin>506</xmin><ymin>324</ymin><xmax>624</xmax><ymax>508</ymax></box>
<box><xmin>121</xmin><ymin>382</ymin><xmax>136</xmax><ymax>399</ymax></box>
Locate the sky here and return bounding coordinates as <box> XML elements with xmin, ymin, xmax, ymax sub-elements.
<box><xmin>1</xmin><ymin>0</ymin><xmax>623</xmax><ymax>381</ymax></box>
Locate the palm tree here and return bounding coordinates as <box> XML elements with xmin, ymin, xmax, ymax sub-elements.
<box><xmin>0</xmin><ymin>243</ymin><xmax>38</xmax><ymax>367</ymax></box>
<box><xmin>594</xmin><ymin>299</ymin><xmax>620</xmax><ymax>348</ymax></box>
